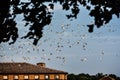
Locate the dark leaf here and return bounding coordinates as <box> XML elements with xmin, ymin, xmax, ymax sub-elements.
<box><xmin>87</xmin><ymin>24</ymin><xmax>94</xmax><ymax>33</ymax></box>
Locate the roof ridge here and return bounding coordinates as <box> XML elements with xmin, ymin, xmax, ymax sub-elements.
<box><xmin>0</xmin><ymin>62</ymin><xmax>26</xmax><ymax>64</ymax></box>
<box><xmin>44</xmin><ymin>67</ymin><xmax>67</xmax><ymax>73</ymax></box>
<box><xmin>0</xmin><ymin>62</ymin><xmax>36</xmax><ymax>66</ymax></box>
<box><xmin>0</xmin><ymin>62</ymin><xmax>68</xmax><ymax>74</ymax></box>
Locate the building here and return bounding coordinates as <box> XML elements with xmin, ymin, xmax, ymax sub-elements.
<box><xmin>0</xmin><ymin>62</ymin><xmax>68</xmax><ymax>80</ymax></box>
<box><xmin>99</xmin><ymin>76</ymin><xmax>115</xmax><ymax>80</ymax></box>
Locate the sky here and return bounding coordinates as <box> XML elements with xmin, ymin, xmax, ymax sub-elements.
<box><xmin>0</xmin><ymin>2</ymin><xmax>120</xmax><ymax>76</ymax></box>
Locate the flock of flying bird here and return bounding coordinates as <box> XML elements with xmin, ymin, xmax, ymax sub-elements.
<box><xmin>0</xmin><ymin>22</ymin><xmax>117</xmax><ymax>64</ymax></box>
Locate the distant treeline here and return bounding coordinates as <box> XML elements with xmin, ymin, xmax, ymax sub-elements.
<box><xmin>67</xmin><ymin>73</ymin><xmax>120</xmax><ymax>80</ymax></box>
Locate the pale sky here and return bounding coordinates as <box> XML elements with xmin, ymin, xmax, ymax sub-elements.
<box><xmin>0</xmin><ymin>3</ymin><xmax>120</xmax><ymax>76</ymax></box>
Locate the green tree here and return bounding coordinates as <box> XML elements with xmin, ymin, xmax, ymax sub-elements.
<box><xmin>95</xmin><ymin>73</ymin><xmax>104</xmax><ymax>80</ymax></box>
<box><xmin>67</xmin><ymin>74</ymin><xmax>77</xmax><ymax>80</ymax></box>
<box><xmin>109</xmin><ymin>74</ymin><xmax>120</xmax><ymax>80</ymax></box>
<box><xmin>77</xmin><ymin>73</ymin><xmax>93</xmax><ymax>80</ymax></box>
<box><xmin>68</xmin><ymin>73</ymin><xmax>120</xmax><ymax>80</ymax></box>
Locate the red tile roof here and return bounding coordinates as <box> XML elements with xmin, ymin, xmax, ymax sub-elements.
<box><xmin>0</xmin><ymin>62</ymin><xmax>68</xmax><ymax>74</ymax></box>
<box><xmin>100</xmin><ymin>76</ymin><xmax>115</xmax><ymax>80</ymax></box>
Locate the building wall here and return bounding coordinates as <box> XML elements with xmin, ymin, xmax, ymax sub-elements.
<box><xmin>0</xmin><ymin>75</ymin><xmax>2</xmax><ymax>80</ymax></box>
<box><xmin>0</xmin><ymin>74</ymin><xmax>67</xmax><ymax>80</ymax></box>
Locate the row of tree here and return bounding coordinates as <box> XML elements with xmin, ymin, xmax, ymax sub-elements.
<box><xmin>67</xmin><ymin>73</ymin><xmax>120</xmax><ymax>80</ymax></box>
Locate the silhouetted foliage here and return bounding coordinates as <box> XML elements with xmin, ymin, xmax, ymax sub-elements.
<box><xmin>109</xmin><ymin>74</ymin><xmax>120</xmax><ymax>80</ymax></box>
<box><xmin>0</xmin><ymin>0</ymin><xmax>120</xmax><ymax>45</ymax></box>
<box><xmin>67</xmin><ymin>73</ymin><xmax>120</xmax><ymax>80</ymax></box>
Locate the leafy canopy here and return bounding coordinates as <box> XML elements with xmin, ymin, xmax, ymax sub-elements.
<box><xmin>0</xmin><ymin>0</ymin><xmax>120</xmax><ymax>45</ymax></box>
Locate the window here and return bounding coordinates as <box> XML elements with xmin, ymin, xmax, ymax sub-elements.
<box><xmin>14</xmin><ymin>75</ymin><xmax>18</xmax><ymax>80</ymax></box>
<box><xmin>24</xmin><ymin>75</ymin><xmax>28</xmax><ymax>80</ymax></box>
<box><xmin>45</xmin><ymin>75</ymin><xmax>49</xmax><ymax>80</ymax></box>
<box><xmin>35</xmin><ymin>75</ymin><xmax>39</xmax><ymax>80</ymax></box>
<box><xmin>55</xmin><ymin>75</ymin><xmax>59</xmax><ymax>80</ymax></box>
<box><xmin>3</xmin><ymin>75</ymin><xmax>8</xmax><ymax>80</ymax></box>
